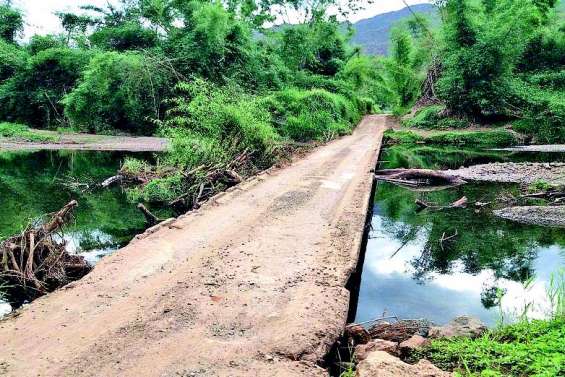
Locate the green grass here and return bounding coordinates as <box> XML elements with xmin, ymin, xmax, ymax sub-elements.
<box><xmin>384</xmin><ymin>129</ymin><xmax>518</xmax><ymax>147</ymax></box>
<box><xmin>414</xmin><ymin>318</ymin><xmax>565</xmax><ymax>377</ymax></box>
<box><xmin>0</xmin><ymin>122</ymin><xmax>57</xmax><ymax>142</ymax></box>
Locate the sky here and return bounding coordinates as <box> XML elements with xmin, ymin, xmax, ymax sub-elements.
<box><xmin>12</xmin><ymin>0</ymin><xmax>431</xmax><ymax>40</ymax></box>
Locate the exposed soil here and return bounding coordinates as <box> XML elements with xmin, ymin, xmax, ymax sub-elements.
<box><xmin>447</xmin><ymin>162</ymin><xmax>565</xmax><ymax>185</ymax></box>
<box><xmin>0</xmin><ymin>130</ymin><xmax>169</xmax><ymax>152</ymax></box>
<box><xmin>494</xmin><ymin>206</ymin><xmax>565</xmax><ymax>228</ymax></box>
<box><xmin>0</xmin><ymin>115</ymin><xmax>387</xmax><ymax>377</ymax></box>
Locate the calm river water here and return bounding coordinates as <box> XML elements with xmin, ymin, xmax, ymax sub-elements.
<box><xmin>355</xmin><ymin>146</ymin><xmax>565</xmax><ymax>326</ymax></box>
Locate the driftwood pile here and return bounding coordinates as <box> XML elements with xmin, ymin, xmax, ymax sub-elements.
<box><xmin>0</xmin><ymin>201</ymin><xmax>91</xmax><ymax>304</ymax></box>
<box><xmin>103</xmin><ymin>150</ymin><xmax>253</xmax><ymax>220</ymax></box>
<box><xmin>170</xmin><ymin>153</ymin><xmax>247</xmax><ymax>213</ymax></box>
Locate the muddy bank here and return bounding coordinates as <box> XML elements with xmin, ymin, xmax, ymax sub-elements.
<box><xmin>447</xmin><ymin>162</ymin><xmax>565</xmax><ymax>185</ymax></box>
<box><xmin>494</xmin><ymin>206</ymin><xmax>565</xmax><ymax>228</ymax></box>
<box><xmin>0</xmin><ymin>131</ymin><xmax>169</xmax><ymax>152</ymax></box>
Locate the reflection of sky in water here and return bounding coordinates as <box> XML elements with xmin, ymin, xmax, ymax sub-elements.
<box><xmin>356</xmin><ymin>214</ymin><xmax>564</xmax><ymax>326</ymax></box>
<box><xmin>62</xmin><ymin>230</ymin><xmax>121</xmax><ymax>265</ymax></box>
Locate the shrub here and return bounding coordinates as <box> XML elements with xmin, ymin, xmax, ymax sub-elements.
<box><xmin>127</xmin><ymin>174</ymin><xmax>185</xmax><ymax>203</ymax></box>
<box><xmin>64</xmin><ymin>52</ymin><xmax>173</xmax><ymax>134</ymax></box>
<box><xmin>261</xmin><ymin>88</ymin><xmax>361</xmax><ymax>141</ymax></box>
<box><xmin>159</xmin><ymin>80</ymin><xmax>279</xmax><ymax>169</ymax></box>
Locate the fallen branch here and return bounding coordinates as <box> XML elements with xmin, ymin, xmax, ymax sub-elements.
<box><xmin>101</xmin><ymin>174</ymin><xmax>124</xmax><ymax>188</ymax></box>
<box><xmin>137</xmin><ymin>204</ymin><xmax>164</xmax><ymax>226</ymax></box>
<box><xmin>416</xmin><ymin>196</ymin><xmax>468</xmax><ymax>211</ymax></box>
<box><xmin>375</xmin><ymin>169</ymin><xmax>466</xmax><ymax>187</ymax></box>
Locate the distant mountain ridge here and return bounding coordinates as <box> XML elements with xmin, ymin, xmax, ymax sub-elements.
<box><xmin>350</xmin><ymin>3</ymin><xmax>437</xmax><ymax>55</ymax></box>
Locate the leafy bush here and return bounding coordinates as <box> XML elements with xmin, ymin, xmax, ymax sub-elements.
<box><xmin>416</xmin><ymin>318</ymin><xmax>565</xmax><ymax>377</ymax></box>
<box><xmin>64</xmin><ymin>51</ymin><xmax>173</xmax><ymax>134</ymax></box>
<box><xmin>127</xmin><ymin>174</ymin><xmax>185</xmax><ymax>203</ymax></box>
<box><xmin>261</xmin><ymin>88</ymin><xmax>361</xmax><ymax>141</ymax></box>
<box><xmin>159</xmin><ymin>80</ymin><xmax>279</xmax><ymax>168</ymax></box>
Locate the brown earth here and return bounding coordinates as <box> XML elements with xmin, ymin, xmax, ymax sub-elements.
<box><xmin>0</xmin><ymin>130</ymin><xmax>169</xmax><ymax>152</ymax></box>
<box><xmin>0</xmin><ymin>115</ymin><xmax>388</xmax><ymax>377</ymax></box>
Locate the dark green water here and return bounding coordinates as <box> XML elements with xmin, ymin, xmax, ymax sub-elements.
<box><xmin>355</xmin><ymin>146</ymin><xmax>565</xmax><ymax>326</ymax></box>
<box><xmin>0</xmin><ymin>150</ymin><xmax>161</xmax><ymax>264</ymax></box>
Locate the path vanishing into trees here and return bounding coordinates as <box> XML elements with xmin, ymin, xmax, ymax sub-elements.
<box><xmin>0</xmin><ymin>115</ymin><xmax>388</xmax><ymax>377</ymax></box>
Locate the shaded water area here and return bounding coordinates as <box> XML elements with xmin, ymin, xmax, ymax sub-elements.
<box><xmin>0</xmin><ymin>150</ymin><xmax>166</xmax><ymax>310</ymax></box>
<box><xmin>355</xmin><ymin>146</ymin><xmax>565</xmax><ymax>327</ymax></box>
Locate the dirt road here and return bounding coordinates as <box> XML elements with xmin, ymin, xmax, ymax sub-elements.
<box><xmin>0</xmin><ymin>115</ymin><xmax>387</xmax><ymax>377</ymax></box>
<box><xmin>0</xmin><ymin>131</ymin><xmax>169</xmax><ymax>152</ymax></box>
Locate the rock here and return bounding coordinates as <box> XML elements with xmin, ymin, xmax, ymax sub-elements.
<box><xmin>356</xmin><ymin>351</ymin><xmax>452</xmax><ymax>377</ymax></box>
<box><xmin>429</xmin><ymin>316</ymin><xmax>487</xmax><ymax>339</ymax></box>
<box><xmin>355</xmin><ymin>339</ymin><xmax>398</xmax><ymax>361</ymax></box>
<box><xmin>368</xmin><ymin>319</ymin><xmax>431</xmax><ymax>342</ymax></box>
<box><xmin>399</xmin><ymin>335</ymin><xmax>430</xmax><ymax>355</ymax></box>
<box><xmin>345</xmin><ymin>324</ymin><xmax>372</xmax><ymax>345</ymax></box>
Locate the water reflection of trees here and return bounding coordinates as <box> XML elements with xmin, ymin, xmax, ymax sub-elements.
<box><xmin>374</xmin><ymin>181</ymin><xmax>565</xmax><ymax>290</ymax></box>
<box><xmin>0</xmin><ymin>150</ymin><xmax>147</xmax><ymax>245</ymax></box>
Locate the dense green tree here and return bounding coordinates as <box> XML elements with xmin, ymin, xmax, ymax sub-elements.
<box><xmin>0</xmin><ymin>3</ymin><xmax>23</xmax><ymax>43</ymax></box>
<box><xmin>0</xmin><ymin>48</ymin><xmax>92</xmax><ymax>127</ymax></box>
<box><xmin>63</xmin><ymin>52</ymin><xmax>173</xmax><ymax>134</ymax></box>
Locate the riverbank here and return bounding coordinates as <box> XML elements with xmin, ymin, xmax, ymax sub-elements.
<box><xmin>0</xmin><ymin>129</ymin><xmax>169</xmax><ymax>152</ymax></box>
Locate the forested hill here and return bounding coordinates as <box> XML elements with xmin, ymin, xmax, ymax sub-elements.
<box><xmin>350</xmin><ymin>3</ymin><xmax>437</xmax><ymax>55</ymax></box>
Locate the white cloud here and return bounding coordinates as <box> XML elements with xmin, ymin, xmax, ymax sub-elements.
<box><xmin>12</xmin><ymin>0</ymin><xmax>431</xmax><ymax>40</ymax></box>
<box><xmin>13</xmin><ymin>0</ymin><xmax>119</xmax><ymax>40</ymax></box>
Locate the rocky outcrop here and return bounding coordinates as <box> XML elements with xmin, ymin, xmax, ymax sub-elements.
<box><xmin>356</xmin><ymin>351</ymin><xmax>452</xmax><ymax>377</ymax></box>
<box><xmin>367</xmin><ymin>319</ymin><xmax>431</xmax><ymax>342</ymax></box>
<box><xmin>355</xmin><ymin>339</ymin><xmax>399</xmax><ymax>361</ymax></box>
<box><xmin>346</xmin><ymin>324</ymin><xmax>372</xmax><ymax>345</ymax></box>
<box><xmin>399</xmin><ymin>335</ymin><xmax>430</xmax><ymax>356</ymax></box>
<box><xmin>428</xmin><ymin>316</ymin><xmax>486</xmax><ymax>339</ymax></box>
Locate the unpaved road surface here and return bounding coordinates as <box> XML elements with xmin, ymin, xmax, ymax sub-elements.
<box><xmin>0</xmin><ymin>115</ymin><xmax>388</xmax><ymax>377</ymax></box>
<box><xmin>0</xmin><ymin>131</ymin><xmax>169</xmax><ymax>152</ymax></box>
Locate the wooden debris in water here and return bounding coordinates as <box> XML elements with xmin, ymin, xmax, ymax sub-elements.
<box><xmin>0</xmin><ymin>200</ymin><xmax>91</xmax><ymax>304</ymax></box>
<box><xmin>416</xmin><ymin>196</ymin><xmax>468</xmax><ymax>211</ymax></box>
<box><xmin>374</xmin><ymin>168</ymin><xmax>466</xmax><ymax>188</ymax></box>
